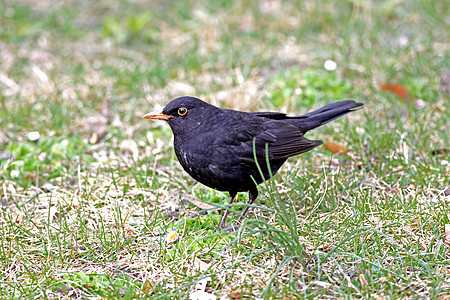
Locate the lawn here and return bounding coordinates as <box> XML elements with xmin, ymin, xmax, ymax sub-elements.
<box><xmin>0</xmin><ymin>0</ymin><xmax>449</xmax><ymax>298</ymax></box>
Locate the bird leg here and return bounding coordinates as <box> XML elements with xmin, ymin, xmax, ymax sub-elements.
<box><xmin>219</xmin><ymin>191</ymin><xmax>237</xmax><ymax>229</ymax></box>
<box><xmin>236</xmin><ymin>187</ymin><xmax>258</xmax><ymax>224</ymax></box>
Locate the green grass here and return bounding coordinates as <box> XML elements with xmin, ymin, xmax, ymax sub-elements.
<box><xmin>0</xmin><ymin>0</ymin><xmax>449</xmax><ymax>298</ymax></box>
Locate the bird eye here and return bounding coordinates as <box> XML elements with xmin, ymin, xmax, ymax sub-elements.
<box><xmin>178</xmin><ymin>107</ymin><xmax>187</xmax><ymax>116</ymax></box>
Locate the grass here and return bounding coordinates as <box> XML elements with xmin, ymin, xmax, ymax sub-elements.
<box><xmin>0</xmin><ymin>0</ymin><xmax>449</xmax><ymax>298</ymax></box>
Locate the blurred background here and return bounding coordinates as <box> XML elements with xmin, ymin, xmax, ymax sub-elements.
<box><xmin>1</xmin><ymin>0</ymin><xmax>447</xmax><ymax>178</ymax></box>
<box><xmin>1</xmin><ymin>0</ymin><xmax>447</xmax><ymax>186</ymax></box>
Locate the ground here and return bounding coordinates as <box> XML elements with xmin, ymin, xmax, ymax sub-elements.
<box><xmin>0</xmin><ymin>0</ymin><xmax>449</xmax><ymax>298</ymax></box>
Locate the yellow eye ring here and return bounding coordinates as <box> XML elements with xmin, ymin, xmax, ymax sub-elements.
<box><xmin>178</xmin><ymin>107</ymin><xmax>187</xmax><ymax>116</ymax></box>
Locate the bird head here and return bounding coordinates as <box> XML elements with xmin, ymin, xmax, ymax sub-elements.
<box><xmin>142</xmin><ymin>96</ymin><xmax>217</xmax><ymax>136</ymax></box>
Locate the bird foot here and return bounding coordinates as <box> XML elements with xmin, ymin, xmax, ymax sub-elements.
<box><xmin>220</xmin><ymin>223</ymin><xmax>242</xmax><ymax>232</ymax></box>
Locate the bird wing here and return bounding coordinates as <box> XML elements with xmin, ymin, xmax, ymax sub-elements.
<box><xmin>248</xmin><ymin>111</ymin><xmax>289</xmax><ymax>120</ymax></box>
<box><xmin>188</xmin><ymin>114</ymin><xmax>322</xmax><ymax>187</ymax></box>
<box><xmin>233</xmin><ymin>119</ymin><xmax>322</xmax><ymax>164</ymax></box>
<box><xmin>256</xmin><ymin>121</ymin><xmax>322</xmax><ymax>159</ymax></box>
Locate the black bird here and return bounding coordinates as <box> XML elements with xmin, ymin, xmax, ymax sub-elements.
<box><xmin>143</xmin><ymin>96</ymin><xmax>363</xmax><ymax>228</ymax></box>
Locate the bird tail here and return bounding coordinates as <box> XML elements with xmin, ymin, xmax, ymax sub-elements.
<box><xmin>296</xmin><ymin>100</ymin><xmax>363</xmax><ymax>132</ymax></box>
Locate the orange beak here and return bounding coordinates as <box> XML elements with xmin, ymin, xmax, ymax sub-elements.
<box><xmin>142</xmin><ymin>112</ymin><xmax>172</xmax><ymax>120</ymax></box>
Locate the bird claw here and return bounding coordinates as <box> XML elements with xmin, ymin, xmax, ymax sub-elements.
<box><xmin>219</xmin><ymin>222</ymin><xmax>242</xmax><ymax>232</ymax></box>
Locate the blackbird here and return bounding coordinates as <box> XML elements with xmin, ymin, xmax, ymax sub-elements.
<box><xmin>143</xmin><ymin>96</ymin><xmax>363</xmax><ymax>228</ymax></box>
